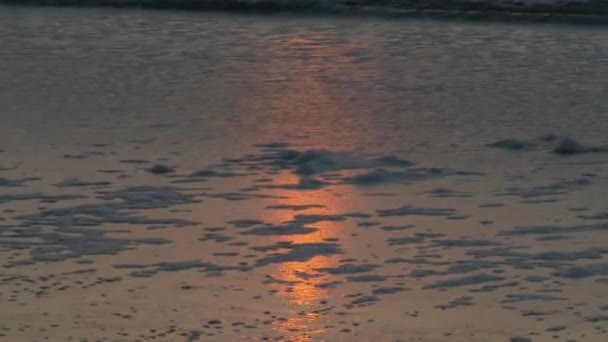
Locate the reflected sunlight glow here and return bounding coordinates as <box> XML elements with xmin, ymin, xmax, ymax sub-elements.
<box><xmin>261</xmin><ymin>171</ymin><xmax>347</xmax><ymax>340</ymax></box>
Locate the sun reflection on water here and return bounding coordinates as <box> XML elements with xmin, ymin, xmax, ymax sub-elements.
<box><xmin>251</xmin><ymin>33</ymin><xmax>365</xmax><ymax>340</ymax></box>
<box><xmin>260</xmin><ymin>171</ymin><xmax>348</xmax><ymax>340</ymax></box>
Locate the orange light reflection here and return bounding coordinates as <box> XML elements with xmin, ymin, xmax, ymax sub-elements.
<box><xmin>254</xmin><ymin>33</ymin><xmax>363</xmax><ymax>341</ymax></box>
<box><xmin>260</xmin><ymin>172</ymin><xmax>346</xmax><ymax>341</ymax></box>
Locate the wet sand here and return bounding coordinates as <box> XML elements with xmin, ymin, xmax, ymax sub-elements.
<box><xmin>1</xmin><ymin>139</ymin><xmax>608</xmax><ymax>341</ymax></box>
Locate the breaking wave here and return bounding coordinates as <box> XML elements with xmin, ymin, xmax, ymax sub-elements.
<box><xmin>2</xmin><ymin>0</ymin><xmax>608</xmax><ymax>22</ymax></box>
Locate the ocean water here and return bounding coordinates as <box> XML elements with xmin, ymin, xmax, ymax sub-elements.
<box><xmin>1</xmin><ymin>4</ymin><xmax>608</xmax><ymax>342</ymax></box>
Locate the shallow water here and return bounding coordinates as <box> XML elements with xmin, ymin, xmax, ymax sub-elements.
<box><xmin>1</xmin><ymin>5</ymin><xmax>608</xmax><ymax>342</ymax></box>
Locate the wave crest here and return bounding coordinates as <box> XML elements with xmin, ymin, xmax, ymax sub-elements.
<box><xmin>2</xmin><ymin>0</ymin><xmax>607</xmax><ymax>20</ymax></box>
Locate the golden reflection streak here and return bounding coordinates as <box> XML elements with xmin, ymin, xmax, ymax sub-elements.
<box><xmin>260</xmin><ymin>172</ymin><xmax>346</xmax><ymax>341</ymax></box>
<box><xmin>254</xmin><ymin>33</ymin><xmax>362</xmax><ymax>341</ymax></box>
